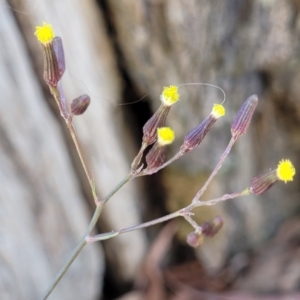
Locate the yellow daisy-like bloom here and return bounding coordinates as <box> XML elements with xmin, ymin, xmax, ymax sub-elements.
<box><xmin>34</xmin><ymin>22</ymin><xmax>55</xmax><ymax>44</ymax></box>
<box><xmin>157</xmin><ymin>127</ymin><xmax>175</xmax><ymax>146</ymax></box>
<box><xmin>276</xmin><ymin>159</ymin><xmax>296</xmax><ymax>183</ymax></box>
<box><xmin>160</xmin><ymin>85</ymin><xmax>180</xmax><ymax>106</ymax></box>
<box><xmin>212</xmin><ymin>104</ymin><xmax>225</xmax><ymax>118</ymax></box>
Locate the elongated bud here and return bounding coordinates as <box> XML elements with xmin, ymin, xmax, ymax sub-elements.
<box><xmin>250</xmin><ymin>159</ymin><xmax>295</xmax><ymax>195</ymax></box>
<box><xmin>142</xmin><ymin>86</ymin><xmax>179</xmax><ymax>146</ymax></box>
<box><xmin>186</xmin><ymin>232</ymin><xmax>203</xmax><ymax>248</ymax></box>
<box><xmin>35</xmin><ymin>23</ymin><xmax>65</xmax><ymax>87</ymax></box>
<box><xmin>143</xmin><ymin>104</ymin><xmax>170</xmax><ymax>145</ymax></box>
<box><xmin>201</xmin><ymin>216</ymin><xmax>223</xmax><ymax>237</ymax></box>
<box><xmin>146</xmin><ymin>127</ymin><xmax>175</xmax><ymax>170</ymax></box>
<box><xmin>42</xmin><ymin>37</ymin><xmax>65</xmax><ymax>87</ymax></box>
<box><xmin>231</xmin><ymin>95</ymin><xmax>258</xmax><ymax>140</ymax></box>
<box><xmin>71</xmin><ymin>94</ymin><xmax>91</xmax><ymax>115</ymax></box>
<box><xmin>180</xmin><ymin>104</ymin><xmax>225</xmax><ymax>153</ymax></box>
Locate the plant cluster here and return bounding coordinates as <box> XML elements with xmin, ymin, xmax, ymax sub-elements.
<box><xmin>34</xmin><ymin>22</ymin><xmax>296</xmax><ymax>299</ymax></box>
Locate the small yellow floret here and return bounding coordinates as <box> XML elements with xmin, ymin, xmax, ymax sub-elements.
<box><xmin>34</xmin><ymin>22</ymin><xmax>55</xmax><ymax>44</ymax></box>
<box><xmin>276</xmin><ymin>159</ymin><xmax>296</xmax><ymax>183</ymax></box>
<box><xmin>157</xmin><ymin>127</ymin><xmax>175</xmax><ymax>146</ymax></box>
<box><xmin>160</xmin><ymin>85</ymin><xmax>179</xmax><ymax>106</ymax></box>
<box><xmin>212</xmin><ymin>104</ymin><xmax>225</xmax><ymax>118</ymax></box>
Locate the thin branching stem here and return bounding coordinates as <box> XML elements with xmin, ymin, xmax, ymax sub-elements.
<box><xmin>192</xmin><ymin>137</ymin><xmax>236</xmax><ymax>203</ymax></box>
<box><xmin>42</xmin><ymin>174</ymin><xmax>130</xmax><ymax>300</ymax></box>
<box><xmin>134</xmin><ymin>150</ymin><xmax>184</xmax><ymax>177</ymax></box>
<box><xmin>51</xmin><ymin>85</ymin><xmax>100</xmax><ymax>206</ymax></box>
<box><xmin>43</xmin><ymin>84</ymin><xmax>132</xmax><ymax>299</ymax></box>
<box><xmin>88</xmin><ymin>191</ymin><xmax>249</xmax><ymax>244</ymax></box>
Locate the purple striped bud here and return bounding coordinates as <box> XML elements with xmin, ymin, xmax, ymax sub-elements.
<box><xmin>142</xmin><ymin>86</ymin><xmax>179</xmax><ymax>146</ymax></box>
<box><xmin>186</xmin><ymin>232</ymin><xmax>203</xmax><ymax>248</ymax></box>
<box><xmin>201</xmin><ymin>216</ymin><xmax>224</xmax><ymax>237</ymax></box>
<box><xmin>71</xmin><ymin>94</ymin><xmax>91</xmax><ymax>115</ymax></box>
<box><xmin>180</xmin><ymin>104</ymin><xmax>225</xmax><ymax>153</ymax></box>
<box><xmin>231</xmin><ymin>95</ymin><xmax>258</xmax><ymax>140</ymax></box>
<box><xmin>250</xmin><ymin>159</ymin><xmax>295</xmax><ymax>195</ymax></box>
<box><xmin>250</xmin><ymin>171</ymin><xmax>277</xmax><ymax>195</ymax></box>
<box><xmin>43</xmin><ymin>37</ymin><xmax>66</xmax><ymax>87</ymax></box>
<box><xmin>142</xmin><ymin>104</ymin><xmax>171</xmax><ymax>146</ymax></box>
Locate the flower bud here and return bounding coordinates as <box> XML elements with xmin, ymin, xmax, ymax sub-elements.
<box><xmin>250</xmin><ymin>159</ymin><xmax>295</xmax><ymax>195</ymax></box>
<box><xmin>231</xmin><ymin>95</ymin><xmax>258</xmax><ymax>140</ymax></box>
<box><xmin>35</xmin><ymin>23</ymin><xmax>65</xmax><ymax>87</ymax></box>
<box><xmin>186</xmin><ymin>232</ymin><xmax>203</xmax><ymax>248</ymax></box>
<box><xmin>42</xmin><ymin>37</ymin><xmax>66</xmax><ymax>87</ymax></box>
<box><xmin>145</xmin><ymin>127</ymin><xmax>175</xmax><ymax>170</ymax></box>
<box><xmin>180</xmin><ymin>104</ymin><xmax>225</xmax><ymax>153</ymax></box>
<box><xmin>142</xmin><ymin>86</ymin><xmax>179</xmax><ymax>146</ymax></box>
<box><xmin>142</xmin><ymin>104</ymin><xmax>171</xmax><ymax>145</ymax></box>
<box><xmin>201</xmin><ymin>216</ymin><xmax>224</xmax><ymax>237</ymax></box>
<box><xmin>71</xmin><ymin>94</ymin><xmax>91</xmax><ymax>115</ymax></box>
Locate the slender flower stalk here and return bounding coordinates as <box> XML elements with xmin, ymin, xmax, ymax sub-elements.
<box><xmin>35</xmin><ymin>23</ymin><xmax>133</xmax><ymax>299</ymax></box>
<box><xmin>192</xmin><ymin>137</ymin><xmax>236</xmax><ymax>203</ymax></box>
<box><xmin>88</xmin><ymin>191</ymin><xmax>248</xmax><ymax>244</ymax></box>
<box><xmin>42</xmin><ymin>174</ymin><xmax>131</xmax><ymax>300</ymax></box>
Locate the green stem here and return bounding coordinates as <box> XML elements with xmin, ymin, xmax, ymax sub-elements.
<box><xmin>42</xmin><ymin>174</ymin><xmax>130</xmax><ymax>300</ymax></box>
<box><xmin>51</xmin><ymin>85</ymin><xmax>101</xmax><ymax>206</ymax></box>
<box><xmin>89</xmin><ymin>210</ymin><xmax>181</xmax><ymax>243</ymax></box>
<box><xmin>42</xmin><ymin>237</ymin><xmax>87</xmax><ymax>299</ymax></box>
<box><xmin>44</xmin><ymin>82</ymin><xmax>132</xmax><ymax>299</ymax></box>
<box><xmin>192</xmin><ymin>137</ymin><xmax>236</xmax><ymax>202</ymax></box>
<box><xmin>88</xmin><ymin>191</ymin><xmax>249</xmax><ymax>244</ymax></box>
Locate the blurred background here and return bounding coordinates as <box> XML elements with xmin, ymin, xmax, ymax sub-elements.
<box><xmin>1</xmin><ymin>0</ymin><xmax>300</xmax><ymax>299</ymax></box>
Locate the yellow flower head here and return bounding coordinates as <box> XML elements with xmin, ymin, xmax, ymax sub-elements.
<box><xmin>160</xmin><ymin>85</ymin><xmax>179</xmax><ymax>106</ymax></box>
<box><xmin>211</xmin><ymin>104</ymin><xmax>225</xmax><ymax>118</ymax></box>
<box><xmin>157</xmin><ymin>127</ymin><xmax>175</xmax><ymax>146</ymax></box>
<box><xmin>35</xmin><ymin>22</ymin><xmax>55</xmax><ymax>45</ymax></box>
<box><xmin>276</xmin><ymin>159</ymin><xmax>296</xmax><ymax>183</ymax></box>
